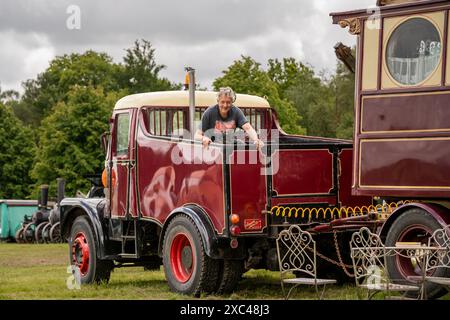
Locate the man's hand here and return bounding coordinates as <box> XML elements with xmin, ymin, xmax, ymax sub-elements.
<box><xmin>242</xmin><ymin>123</ymin><xmax>264</xmax><ymax>150</ymax></box>
<box><xmin>254</xmin><ymin>139</ymin><xmax>264</xmax><ymax>150</ymax></box>
<box><xmin>202</xmin><ymin>136</ymin><xmax>212</xmax><ymax>148</ymax></box>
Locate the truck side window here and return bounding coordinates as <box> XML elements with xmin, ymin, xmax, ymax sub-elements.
<box><xmin>242</xmin><ymin>108</ymin><xmax>265</xmax><ymax>133</ymax></box>
<box><xmin>146</xmin><ymin>109</ymin><xmax>167</xmax><ymax>136</ymax></box>
<box><xmin>143</xmin><ymin>108</ymin><xmax>187</xmax><ymax>137</ymax></box>
<box><xmin>116</xmin><ymin>113</ymin><xmax>130</xmax><ymax>156</ymax></box>
<box><xmin>172</xmin><ymin>110</ymin><xmax>185</xmax><ymax>136</ymax></box>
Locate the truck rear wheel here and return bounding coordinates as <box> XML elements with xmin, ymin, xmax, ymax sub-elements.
<box><xmin>385</xmin><ymin>208</ymin><xmax>450</xmax><ymax>299</ymax></box>
<box><xmin>216</xmin><ymin>259</ymin><xmax>244</xmax><ymax>294</ymax></box>
<box><xmin>69</xmin><ymin>216</ymin><xmax>113</xmax><ymax>285</ymax></box>
<box><xmin>162</xmin><ymin>215</ymin><xmax>220</xmax><ymax>296</ymax></box>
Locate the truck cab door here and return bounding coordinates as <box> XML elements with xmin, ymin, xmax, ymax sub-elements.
<box><xmin>110</xmin><ymin>111</ymin><xmax>132</xmax><ymax>218</ymax></box>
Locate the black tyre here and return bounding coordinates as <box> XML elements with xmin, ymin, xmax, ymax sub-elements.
<box><xmin>42</xmin><ymin>223</ymin><xmax>52</xmax><ymax>243</ymax></box>
<box><xmin>23</xmin><ymin>223</ymin><xmax>34</xmax><ymax>243</ymax></box>
<box><xmin>50</xmin><ymin>222</ymin><xmax>61</xmax><ymax>243</ymax></box>
<box><xmin>34</xmin><ymin>222</ymin><xmax>47</xmax><ymax>243</ymax></box>
<box><xmin>162</xmin><ymin>215</ymin><xmax>220</xmax><ymax>296</ymax></box>
<box><xmin>216</xmin><ymin>259</ymin><xmax>244</xmax><ymax>294</ymax></box>
<box><xmin>68</xmin><ymin>216</ymin><xmax>113</xmax><ymax>284</ymax></box>
<box><xmin>385</xmin><ymin>208</ymin><xmax>450</xmax><ymax>299</ymax></box>
<box><xmin>15</xmin><ymin>227</ymin><xmax>24</xmax><ymax>243</ymax></box>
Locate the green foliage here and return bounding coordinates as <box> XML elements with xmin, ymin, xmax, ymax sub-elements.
<box><xmin>329</xmin><ymin>61</ymin><xmax>356</xmax><ymax>139</ymax></box>
<box><xmin>0</xmin><ymin>102</ymin><xmax>36</xmax><ymax>198</ymax></box>
<box><xmin>31</xmin><ymin>86</ymin><xmax>123</xmax><ymax>196</ymax></box>
<box><xmin>213</xmin><ymin>56</ymin><xmax>305</xmax><ymax>134</ymax></box>
<box><xmin>268</xmin><ymin>55</ymin><xmax>356</xmax><ymax>139</ymax></box>
<box><xmin>14</xmin><ymin>51</ymin><xmax>123</xmax><ymax>126</ymax></box>
<box><xmin>268</xmin><ymin>58</ymin><xmax>331</xmax><ymax>135</ymax></box>
<box><xmin>120</xmin><ymin>39</ymin><xmax>179</xmax><ymax>93</ymax></box>
<box><xmin>267</xmin><ymin>58</ymin><xmax>316</xmax><ymax>100</ymax></box>
<box><xmin>13</xmin><ymin>40</ymin><xmax>179</xmax><ymax>127</ymax></box>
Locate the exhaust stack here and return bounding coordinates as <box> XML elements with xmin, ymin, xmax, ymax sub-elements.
<box><xmin>39</xmin><ymin>184</ymin><xmax>49</xmax><ymax>209</ymax></box>
<box><xmin>57</xmin><ymin>178</ymin><xmax>66</xmax><ymax>205</ymax></box>
<box><xmin>185</xmin><ymin>67</ymin><xmax>196</xmax><ymax>139</ymax></box>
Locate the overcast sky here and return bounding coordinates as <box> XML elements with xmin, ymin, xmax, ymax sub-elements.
<box><xmin>0</xmin><ymin>0</ymin><xmax>375</xmax><ymax>93</ymax></box>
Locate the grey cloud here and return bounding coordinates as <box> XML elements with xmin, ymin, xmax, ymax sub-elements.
<box><xmin>0</xmin><ymin>0</ymin><xmax>375</xmax><ymax>92</ymax></box>
<box><xmin>0</xmin><ymin>0</ymin><xmax>315</xmax><ymax>45</ymax></box>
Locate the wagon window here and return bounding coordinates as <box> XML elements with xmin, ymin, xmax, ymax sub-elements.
<box><xmin>386</xmin><ymin>18</ymin><xmax>441</xmax><ymax>85</ymax></box>
<box><xmin>116</xmin><ymin>113</ymin><xmax>130</xmax><ymax>156</ymax></box>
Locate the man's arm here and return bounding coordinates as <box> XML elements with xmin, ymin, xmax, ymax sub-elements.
<box><xmin>242</xmin><ymin>123</ymin><xmax>264</xmax><ymax>149</ymax></box>
<box><xmin>195</xmin><ymin>129</ymin><xmax>212</xmax><ymax>148</ymax></box>
<box><xmin>196</xmin><ymin>109</ymin><xmax>213</xmax><ymax>148</ymax></box>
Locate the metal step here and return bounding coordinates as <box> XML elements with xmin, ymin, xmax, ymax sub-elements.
<box><xmin>118</xmin><ymin>253</ymin><xmax>138</xmax><ymax>258</ymax></box>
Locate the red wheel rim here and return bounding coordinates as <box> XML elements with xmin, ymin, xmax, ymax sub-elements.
<box><xmin>170</xmin><ymin>233</ymin><xmax>194</xmax><ymax>283</ymax></box>
<box><xmin>396</xmin><ymin>224</ymin><xmax>433</xmax><ymax>278</ymax></box>
<box><xmin>72</xmin><ymin>232</ymin><xmax>90</xmax><ymax>276</ymax></box>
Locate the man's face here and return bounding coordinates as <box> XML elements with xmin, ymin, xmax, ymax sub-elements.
<box><xmin>218</xmin><ymin>95</ymin><xmax>233</xmax><ymax>116</ymax></box>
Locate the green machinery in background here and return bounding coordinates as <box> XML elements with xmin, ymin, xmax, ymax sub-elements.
<box><xmin>0</xmin><ymin>200</ymin><xmax>37</xmax><ymax>241</ymax></box>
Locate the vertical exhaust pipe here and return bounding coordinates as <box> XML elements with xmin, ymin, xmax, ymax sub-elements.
<box><xmin>39</xmin><ymin>185</ymin><xmax>49</xmax><ymax>209</ymax></box>
<box><xmin>57</xmin><ymin>178</ymin><xmax>66</xmax><ymax>205</ymax></box>
<box><xmin>185</xmin><ymin>67</ymin><xmax>196</xmax><ymax>139</ymax></box>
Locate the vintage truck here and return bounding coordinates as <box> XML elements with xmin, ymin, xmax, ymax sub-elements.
<box><xmin>60</xmin><ymin>0</ymin><xmax>450</xmax><ymax>298</ymax></box>
<box><xmin>59</xmin><ymin>87</ymin><xmax>373</xmax><ymax>296</ymax></box>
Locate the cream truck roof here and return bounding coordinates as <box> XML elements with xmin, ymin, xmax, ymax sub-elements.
<box><xmin>114</xmin><ymin>90</ymin><xmax>271</xmax><ymax>110</ymax></box>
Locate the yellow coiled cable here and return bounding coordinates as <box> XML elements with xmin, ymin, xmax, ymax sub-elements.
<box><xmin>270</xmin><ymin>201</ymin><xmax>411</xmax><ymax>222</ymax></box>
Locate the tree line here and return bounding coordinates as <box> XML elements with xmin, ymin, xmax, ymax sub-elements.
<box><xmin>0</xmin><ymin>39</ymin><xmax>355</xmax><ymax>199</ymax></box>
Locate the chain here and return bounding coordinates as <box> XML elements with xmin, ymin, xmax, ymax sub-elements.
<box><xmin>308</xmin><ymin>230</ymin><xmax>355</xmax><ymax>278</ymax></box>
<box><xmin>333</xmin><ymin>230</ymin><xmax>354</xmax><ymax>277</ymax></box>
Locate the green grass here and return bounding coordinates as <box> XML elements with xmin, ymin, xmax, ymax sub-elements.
<box><xmin>0</xmin><ymin>243</ymin><xmax>447</xmax><ymax>300</ymax></box>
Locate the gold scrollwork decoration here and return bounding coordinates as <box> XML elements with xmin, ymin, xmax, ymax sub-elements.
<box><xmin>338</xmin><ymin>18</ymin><xmax>361</xmax><ymax>35</ymax></box>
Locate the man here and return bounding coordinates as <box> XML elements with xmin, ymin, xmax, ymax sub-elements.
<box><xmin>194</xmin><ymin>87</ymin><xmax>264</xmax><ymax>149</ymax></box>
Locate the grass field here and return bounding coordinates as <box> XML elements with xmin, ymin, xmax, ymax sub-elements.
<box><xmin>0</xmin><ymin>243</ymin><xmax>448</xmax><ymax>300</ymax></box>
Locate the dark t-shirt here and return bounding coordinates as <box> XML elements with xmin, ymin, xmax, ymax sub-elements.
<box><xmin>200</xmin><ymin>104</ymin><xmax>248</xmax><ymax>141</ymax></box>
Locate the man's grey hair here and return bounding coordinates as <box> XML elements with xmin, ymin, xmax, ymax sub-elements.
<box><xmin>217</xmin><ymin>87</ymin><xmax>236</xmax><ymax>103</ymax></box>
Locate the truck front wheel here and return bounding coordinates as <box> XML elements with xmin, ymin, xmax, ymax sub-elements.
<box><xmin>385</xmin><ymin>208</ymin><xmax>450</xmax><ymax>299</ymax></box>
<box><xmin>69</xmin><ymin>216</ymin><xmax>113</xmax><ymax>284</ymax></box>
<box><xmin>162</xmin><ymin>215</ymin><xmax>220</xmax><ymax>296</ymax></box>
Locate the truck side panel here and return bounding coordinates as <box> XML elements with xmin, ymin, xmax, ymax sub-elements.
<box><xmin>229</xmin><ymin>150</ymin><xmax>267</xmax><ymax>234</ymax></box>
<box><xmin>136</xmin><ymin>122</ymin><xmax>226</xmax><ymax>234</ymax></box>
<box><xmin>272</xmin><ymin>149</ymin><xmax>334</xmax><ymax>196</ymax></box>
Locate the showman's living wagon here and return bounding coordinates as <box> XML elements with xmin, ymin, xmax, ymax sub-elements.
<box><xmin>331</xmin><ymin>0</ymin><xmax>450</xmax><ymax>298</ymax></box>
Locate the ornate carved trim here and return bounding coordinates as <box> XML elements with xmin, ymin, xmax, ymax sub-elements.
<box><xmin>377</xmin><ymin>0</ymin><xmax>418</xmax><ymax>6</ymax></box>
<box><xmin>338</xmin><ymin>18</ymin><xmax>361</xmax><ymax>35</ymax></box>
